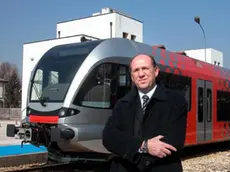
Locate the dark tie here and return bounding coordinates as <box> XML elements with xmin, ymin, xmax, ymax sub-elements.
<box><xmin>142</xmin><ymin>95</ymin><xmax>149</xmax><ymax>114</ymax></box>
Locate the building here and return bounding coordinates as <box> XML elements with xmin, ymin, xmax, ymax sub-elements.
<box><xmin>0</xmin><ymin>78</ymin><xmax>7</xmax><ymax>108</ymax></box>
<box><xmin>184</xmin><ymin>48</ymin><xmax>223</xmax><ymax>67</ymax></box>
<box><xmin>56</xmin><ymin>7</ymin><xmax>143</xmax><ymax>42</ymax></box>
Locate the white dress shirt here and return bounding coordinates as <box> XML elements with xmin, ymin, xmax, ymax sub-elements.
<box><xmin>138</xmin><ymin>84</ymin><xmax>157</xmax><ymax>107</ymax></box>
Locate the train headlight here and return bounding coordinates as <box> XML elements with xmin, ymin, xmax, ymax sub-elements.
<box><xmin>59</xmin><ymin>109</ymin><xmax>66</xmax><ymax>117</ymax></box>
<box><xmin>58</xmin><ymin>108</ymin><xmax>80</xmax><ymax>117</ymax></box>
<box><xmin>70</xmin><ymin>109</ymin><xmax>75</xmax><ymax>115</ymax></box>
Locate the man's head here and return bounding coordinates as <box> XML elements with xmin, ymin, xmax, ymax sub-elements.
<box><xmin>130</xmin><ymin>54</ymin><xmax>159</xmax><ymax>93</ymax></box>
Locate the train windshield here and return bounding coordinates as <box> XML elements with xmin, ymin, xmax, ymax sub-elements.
<box><xmin>29</xmin><ymin>40</ymin><xmax>101</xmax><ymax>103</ymax></box>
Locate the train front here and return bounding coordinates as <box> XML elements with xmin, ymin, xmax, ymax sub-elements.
<box><xmin>6</xmin><ymin>39</ymin><xmax>106</xmax><ymax>154</ymax></box>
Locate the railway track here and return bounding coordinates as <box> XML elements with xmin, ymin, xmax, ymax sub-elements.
<box><xmin>5</xmin><ymin>141</ymin><xmax>230</xmax><ymax>172</ymax></box>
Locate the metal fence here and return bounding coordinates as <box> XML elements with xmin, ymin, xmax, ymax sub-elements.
<box><xmin>0</xmin><ymin>108</ymin><xmax>21</xmax><ymax>120</ymax></box>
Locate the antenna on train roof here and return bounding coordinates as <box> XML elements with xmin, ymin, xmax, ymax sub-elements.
<box><xmin>80</xmin><ymin>36</ymin><xmax>89</xmax><ymax>42</ymax></box>
<box><xmin>155</xmin><ymin>45</ymin><xmax>166</xmax><ymax>49</ymax></box>
<box><xmin>174</xmin><ymin>51</ymin><xmax>187</xmax><ymax>56</ymax></box>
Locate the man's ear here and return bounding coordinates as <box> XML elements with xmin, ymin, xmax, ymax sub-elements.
<box><xmin>154</xmin><ymin>66</ymin><xmax>160</xmax><ymax>77</ymax></box>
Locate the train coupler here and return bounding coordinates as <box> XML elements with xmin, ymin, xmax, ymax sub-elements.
<box><xmin>21</xmin><ymin>140</ymin><xmax>31</xmax><ymax>148</ymax></box>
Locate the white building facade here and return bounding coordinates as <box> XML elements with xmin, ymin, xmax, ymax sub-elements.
<box><xmin>56</xmin><ymin>8</ymin><xmax>143</xmax><ymax>42</ymax></box>
<box><xmin>185</xmin><ymin>48</ymin><xmax>223</xmax><ymax>67</ymax></box>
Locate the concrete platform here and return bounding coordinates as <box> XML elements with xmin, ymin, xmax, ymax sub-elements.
<box><xmin>0</xmin><ymin>144</ymin><xmax>48</xmax><ymax>167</ymax></box>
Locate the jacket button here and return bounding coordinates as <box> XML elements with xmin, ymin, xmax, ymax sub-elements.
<box><xmin>145</xmin><ymin>161</ymin><xmax>150</xmax><ymax>166</ymax></box>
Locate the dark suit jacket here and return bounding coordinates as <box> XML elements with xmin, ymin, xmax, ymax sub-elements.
<box><xmin>102</xmin><ymin>82</ymin><xmax>188</xmax><ymax>172</ymax></box>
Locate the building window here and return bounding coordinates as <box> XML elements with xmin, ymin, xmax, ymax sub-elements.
<box><xmin>131</xmin><ymin>34</ymin><xmax>136</xmax><ymax>41</ymax></box>
<box><xmin>122</xmin><ymin>32</ymin><xmax>128</xmax><ymax>38</ymax></box>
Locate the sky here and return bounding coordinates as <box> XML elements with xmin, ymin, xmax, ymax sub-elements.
<box><xmin>0</xmin><ymin>0</ymin><xmax>229</xmax><ymax>76</ymax></box>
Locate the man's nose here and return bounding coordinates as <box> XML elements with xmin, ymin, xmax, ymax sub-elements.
<box><xmin>138</xmin><ymin>69</ymin><xmax>145</xmax><ymax>77</ymax></box>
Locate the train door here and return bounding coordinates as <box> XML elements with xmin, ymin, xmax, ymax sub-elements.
<box><xmin>196</xmin><ymin>79</ymin><xmax>213</xmax><ymax>142</ymax></box>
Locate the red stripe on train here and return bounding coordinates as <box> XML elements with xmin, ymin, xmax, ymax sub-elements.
<box><xmin>29</xmin><ymin>115</ymin><xmax>59</xmax><ymax>124</ymax></box>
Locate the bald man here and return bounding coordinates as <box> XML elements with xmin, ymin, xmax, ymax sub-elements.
<box><xmin>103</xmin><ymin>54</ymin><xmax>188</xmax><ymax>172</ymax></box>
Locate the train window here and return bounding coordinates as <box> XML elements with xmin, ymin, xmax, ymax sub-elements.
<box><xmin>48</xmin><ymin>71</ymin><xmax>59</xmax><ymax>85</ymax></box>
<box><xmin>158</xmin><ymin>71</ymin><xmax>191</xmax><ymax>111</ymax></box>
<box><xmin>207</xmin><ymin>89</ymin><xmax>212</xmax><ymax>122</ymax></box>
<box><xmin>119</xmin><ymin>66</ymin><xmax>127</xmax><ymax>86</ymax></box>
<box><xmin>31</xmin><ymin>69</ymin><xmax>43</xmax><ymax>100</ymax></box>
<box><xmin>73</xmin><ymin>63</ymin><xmax>118</xmax><ymax>108</ymax></box>
<box><xmin>116</xmin><ymin>65</ymin><xmax>131</xmax><ymax>100</ymax></box>
<box><xmin>72</xmin><ymin>63</ymin><xmax>131</xmax><ymax>109</ymax></box>
<box><xmin>217</xmin><ymin>90</ymin><xmax>230</xmax><ymax>121</ymax></box>
<box><xmin>198</xmin><ymin>87</ymin><xmax>204</xmax><ymax>122</ymax></box>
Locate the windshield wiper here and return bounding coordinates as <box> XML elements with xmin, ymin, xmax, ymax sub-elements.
<box><xmin>31</xmin><ymin>80</ymin><xmax>47</xmax><ymax>107</ymax></box>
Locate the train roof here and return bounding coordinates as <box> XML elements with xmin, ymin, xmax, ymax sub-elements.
<box><xmin>151</xmin><ymin>43</ymin><xmax>230</xmax><ymax>81</ymax></box>
<box><xmin>96</xmin><ymin>38</ymin><xmax>229</xmax><ymax>81</ymax></box>
<box><xmin>46</xmin><ymin>38</ymin><xmax>230</xmax><ymax>81</ymax></box>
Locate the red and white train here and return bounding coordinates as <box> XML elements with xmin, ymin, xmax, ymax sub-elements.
<box><xmin>6</xmin><ymin>37</ymin><xmax>230</xmax><ymax>159</ymax></box>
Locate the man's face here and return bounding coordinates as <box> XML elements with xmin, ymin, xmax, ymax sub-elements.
<box><xmin>130</xmin><ymin>55</ymin><xmax>159</xmax><ymax>93</ymax></box>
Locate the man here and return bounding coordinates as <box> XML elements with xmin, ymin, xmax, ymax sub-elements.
<box><xmin>102</xmin><ymin>54</ymin><xmax>188</xmax><ymax>172</ymax></box>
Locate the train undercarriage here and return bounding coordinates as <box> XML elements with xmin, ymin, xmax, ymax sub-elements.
<box><xmin>6</xmin><ymin>122</ymin><xmax>113</xmax><ymax>164</ymax></box>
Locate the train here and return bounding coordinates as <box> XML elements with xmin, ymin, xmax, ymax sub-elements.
<box><xmin>6</xmin><ymin>37</ymin><xmax>230</xmax><ymax>162</ymax></box>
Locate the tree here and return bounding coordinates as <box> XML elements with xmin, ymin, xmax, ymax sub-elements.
<box><xmin>0</xmin><ymin>62</ymin><xmax>13</xmax><ymax>79</ymax></box>
<box><xmin>0</xmin><ymin>62</ymin><xmax>21</xmax><ymax>108</ymax></box>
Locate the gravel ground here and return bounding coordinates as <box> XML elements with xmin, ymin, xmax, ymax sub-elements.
<box><xmin>0</xmin><ymin>162</ymin><xmax>46</xmax><ymax>172</ymax></box>
<box><xmin>0</xmin><ymin>150</ymin><xmax>230</xmax><ymax>172</ymax></box>
<box><xmin>182</xmin><ymin>150</ymin><xmax>230</xmax><ymax>172</ymax></box>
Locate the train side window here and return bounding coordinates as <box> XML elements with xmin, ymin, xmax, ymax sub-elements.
<box><xmin>207</xmin><ymin>88</ymin><xmax>212</xmax><ymax>122</ymax></box>
<box><xmin>217</xmin><ymin>90</ymin><xmax>230</xmax><ymax>121</ymax></box>
<box><xmin>119</xmin><ymin>66</ymin><xmax>127</xmax><ymax>86</ymax></box>
<box><xmin>73</xmin><ymin>63</ymin><xmax>118</xmax><ymax>109</ymax></box>
<box><xmin>116</xmin><ymin>65</ymin><xmax>132</xmax><ymax>100</ymax></box>
<box><xmin>198</xmin><ymin>87</ymin><xmax>204</xmax><ymax>122</ymax></box>
<box><xmin>158</xmin><ymin>71</ymin><xmax>191</xmax><ymax>111</ymax></box>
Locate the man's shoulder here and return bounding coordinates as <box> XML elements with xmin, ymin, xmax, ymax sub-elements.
<box><xmin>164</xmin><ymin>88</ymin><xmax>188</xmax><ymax>106</ymax></box>
<box><xmin>155</xmin><ymin>82</ymin><xmax>187</xmax><ymax>105</ymax></box>
<box><xmin>118</xmin><ymin>90</ymin><xmax>134</xmax><ymax>103</ymax></box>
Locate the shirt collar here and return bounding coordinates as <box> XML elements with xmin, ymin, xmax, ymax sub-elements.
<box><xmin>138</xmin><ymin>84</ymin><xmax>157</xmax><ymax>100</ymax></box>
